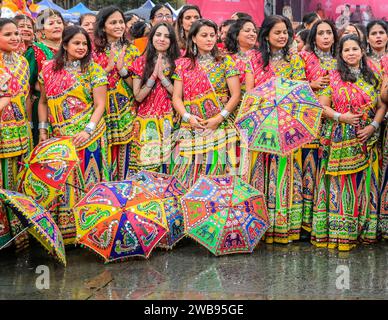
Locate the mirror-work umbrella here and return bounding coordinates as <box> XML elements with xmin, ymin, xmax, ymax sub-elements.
<box><xmin>127</xmin><ymin>171</ymin><xmax>187</xmax><ymax>249</ymax></box>
<box><xmin>73</xmin><ymin>181</ymin><xmax>169</xmax><ymax>263</ymax></box>
<box><xmin>18</xmin><ymin>137</ymin><xmax>80</xmax><ymax>208</ymax></box>
<box><xmin>0</xmin><ymin>189</ymin><xmax>66</xmax><ymax>266</ymax></box>
<box><xmin>236</xmin><ymin>77</ymin><xmax>323</xmax><ymax>155</ymax></box>
<box><xmin>181</xmin><ymin>175</ymin><xmax>269</xmax><ymax>256</ymax></box>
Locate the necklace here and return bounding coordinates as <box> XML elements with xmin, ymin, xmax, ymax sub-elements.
<box><xmin>108</xmin><ymin>40</ymin><xmax>123</xmax><ymax>51</ymax></box>
<box><xmin>64</xmin><ymin>59</ymin><xmax>81</xmax><ymax>72</ymax></box>
<box><xmin>42</xmin><ymin>39</ymin><xmax>60</xmax><ymax>51</ymax></box>
<box><xmin>270</xmin><ymin>50</ymin><xmax>284</xmax><ymax>62</ymax></box>
<box><xmin>370</xmin><ymin>50</ymin><xmax>385</xmax><ymax>64</ymax></box>
<box><xmin>349</xmin><ymin>66</ymin><xmax>361</xmax><ymax>78</ymax></box>
<box><xmin>2</xmin><ymin>52</ymin><xmax>16</xmax><ymax>65</ymax></box>
<box><xmin>197</xmin><ymin>53</ymin><xmax>214</xmax><ymax>67</ymax></box>
<box><xmin>315</xmin><ymin>48</ymin><xmax>333</xmax><ymax>62</ymax></box>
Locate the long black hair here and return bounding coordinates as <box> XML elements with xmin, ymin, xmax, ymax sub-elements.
<box><xmin>175</xmin><ymin>5</ymin><xmax>202</xmax><ymax>50</ymax></box>
<box><xmin>184</xmin><ymin>19</ymin><xmax>222</xmax><ymax>68</ymax></box>
<box><xmin>53</xmin><ymin>26</ymin><xmax>92</xmax><ymax>73</ymax></box>
<box><xmin>307</xmin><ymin>19</ymin><xmax>338</xmax><ymax>55</ymax></box>
<box><xmin>337</xmin><ymin>34</ymin><xmax>377</xmax><ymax>87</ymax></box>
<box><xmin>94</xmin><ymin>6</ymin><xmax>128</xmax><ymax>52</ymax></box>
<box><xmin>225</xmin><ymin>18</ymin><xmax>257</xmax><ymax>54</ymax></box>
<box><xmin>366</xmin><ymin>20</ymin><xmax>388</xmax><ymax>54</ymax></box>
<box><xmin>258</xmin><ymin>15</ymin><xmax>293</xmax><ymax>70</ymax></box>
<box><xmin>140</xmin><ymin>22</ymin><xmax>180</xmax><ymax>87</ymax></box>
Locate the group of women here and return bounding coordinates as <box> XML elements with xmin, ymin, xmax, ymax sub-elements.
<box><xmin>0</xmin><ymin>3</ymin><xmax>388</xmax><ymax>254</ymax></box>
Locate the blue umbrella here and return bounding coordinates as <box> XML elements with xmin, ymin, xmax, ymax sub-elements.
<box><xmin>67</xmin><ymin>3</ymin><xmax>93</xmax><ymax>16</ymax></box>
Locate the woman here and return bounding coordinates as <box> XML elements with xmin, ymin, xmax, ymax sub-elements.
<box><xmin>366</xmin><ymin>20</ymin><xmax>388</xmax><ymax>76</ymax></box>
<box><xmin>295</xmin><ymin>29</ymin><xmax>309</xmax><ymax>52</ymax></box>
<box><xmin>38</xmin><ymin>26</ymin><xmax>109</xmax><ymax>245</ymax></box>
<box><xmin>312</xmin><ymin>34</ymin><xmax>385</xmax><ymax>251</ymax></box>
<box><xmin>129</xmin><ymin>22</ymin><xmax>180</xmax><ymax>173</ymax></box>
<box><xmin>175</xmin><ymin>5</ymin><xmax>202</xmax><ymax>52</ymax></box>
<box><xmin>25</xmin><ymin>9</ymin><xmax>64</xmax><ymax>146</ymax></box>
<box><xmin>224</xmin><ymin>18</ymin><xmax>256</xmax><ymax>94</ymax></box>
<box><xmin>13</xmin><ymin>14</ymin><xmax>34</xmax><ymax>54</ymax></box>
<box><xmin>0</xmin><ymin>18</ymin><xmax>31</xmax><ymax>251</ymax></box>
<box><xmin>299</xmin><ymin>20</ymin><xmax>338</xmax><ymax>234</ymax></box>
<box><xmin>241</xmin><ymin>15</ymin><xmax>306</xmax><ymax>244</ymax></box>
<box><xmin>79</xmin><ymin>13</ymin><xmax>96</xmax><ymax>42</ymax></box>
<box><xmin>124</xmin><ymin>13</ymin><xmax>139</xmax><ymax>42</ymax></box>
<box><xmin>380</xmin><ymin>77</ymin><xmax>388</xmax><ymax>239</ymax></box>
<box><xmin>149</xmin><ymin>4</ymin><xmax>174</xmax><ymax>27</ymax></box>
<box><xmin>131</xmin><ymin>20</ymin><xmax>151</xmax><ymax>54</ymax></box>
<box><xmin>171</xmin><ymin>19</ymin><xmax>241</xmax><ymax>188</ymax></box>
<box><xmin>93</xmin><ymin>6</ymin><xmax>140</xmax><ymax>181</ymax></box>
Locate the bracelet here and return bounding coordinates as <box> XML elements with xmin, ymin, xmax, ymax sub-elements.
<box><xmin>182</xmin><ymin>112</ymin><xmax>192</xmax><ymax>123</ymax></box>
<box><xmin>119</xmin><ymin>67</ymin><xmax>130</xmax><ymax>79</ymax></box>
<box><xmin>161</xmin><ymin>77</ymin><xmax>172</xmax><ymax>88</ymax></box>
<box><xmin>84</xmin><ymin>122</ymin><xmax>96</xmax><ymax>135</ymax></box>
<box><xmin>38</xmin><ymin>122</ymin><xmax>49</xmax><ymax>130</ymax></box>
<box><xmin>146</xmin><ymin>78</ymin><xmax>155</xmax><ymax>88</ymax></box>
<box><xmin>220</xmin><ymin>109</ymin><xmax>230</xmax><ymax>119</ymax></box>
<box><xmin>370</xmin><ymin>120</ymin><xmax>380</xmax><ymax>130</ymax></box>
<box><xmin>333</xmin><ymin>112</ymin><xmax>341</xmax><ymax>122</ymax></box>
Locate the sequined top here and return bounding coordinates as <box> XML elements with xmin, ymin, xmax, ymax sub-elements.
<box><xmin>250</xmin><ymin>50</ymin><xmax>306</xmax><ymax>86</ymax></box>
<box><xmin>39</xmin><ymin>60</ymin><xmax>108</xmax><ymax>150</ymax></box>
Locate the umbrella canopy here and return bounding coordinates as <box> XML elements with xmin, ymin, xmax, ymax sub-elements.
<box><xmin>236</xmin><ymin>77</ymin><xmax>323</xmax><ymax>155</ymax></box>
<box><xmin>67</xmin><ymin>3</ymin><xmax>93</xmax><ymax>15</ymax></box>
<box><xmin>0</xmin><ymin>189</ymin><xmax>66</xmax><ymax>265</ymax></box>
<box><xmin>127</xmin><ymin>171</ymin><xmax>187</xmax><ymax>249</ymax></box>
<box><xmin>36</xmin><ymin>0</ymin><xmax>67</xmax><ymax>14</ymax></box>
<box><xmin>125</xmin><ymin>0</ymin><xmax>155</xmax><ymax>20</ymax></box>
<box><xmin>18</xmin><ymin>137</ymin><xmax>80</xmax><ymax>209</ymax></box>
<box><xmin>181</xmin><ymin>175</ymin><xmax>269</xmax><ymax>256</ymax></box>
<box><xmin>73</xmin><ymin>181</ymin><xmax>168</xmax><ymax>263</ymax></box>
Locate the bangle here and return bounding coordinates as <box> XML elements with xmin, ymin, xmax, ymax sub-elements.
<box><xmin>220</xmin><ymin>109</ymin><xmax>230</xmax><ymax>119</ymax></box>
<box><xmin>182</xmin><ymin>112</ymin><xmax>191</xmax><ymax>123</ymax></box>
<box><xmin>84</xmin><ymin>122</ymin><xmax>96</xmax><ymax>135</ymax></box>
<box><xmin>38</xmin><ymin>122</ymin><xmax>49</xmax><ymax>130</ymax></box>
<box><xmin>333</xmin><ymin>112</ymin><xmax>341</xmax><ymax>122</ymax></box>
<box><xmin>161</xmin><ymin>77</ymin><xmax>172</xmax><ymax>88</ymax></box>
<box><xmin>370</xmin><ymin>121</ymin><xmax>380</xmax><ymax>130</ymax></box>
<box><xmin>146</xmin><ymin>78</ymin><xmax>155</xmax><ymax>88</ymax></box>
<box><xmin>119</xmin><ymin>67</ymin><xmax>130</xmax><ymax>79</ymax></box>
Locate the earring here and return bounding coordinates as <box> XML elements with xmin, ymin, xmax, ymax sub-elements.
<box><xmin>266</xmin><ymin>40</ymin><xmax>270</xmax><ymax>54</ymax></box>
<box><xmin>41</xmin><ymin>33</ymin><xmax>46</xmax><ymax>39</ymax></box>
<box><xmin>360</xmin><ymin>59</ymin><xmax>364</xmax><ymax>69</ymax></box>
<box><xmin>193</xmin><ymin>43</ymin><xmax>198</xmax><ymax>56</ymax></box>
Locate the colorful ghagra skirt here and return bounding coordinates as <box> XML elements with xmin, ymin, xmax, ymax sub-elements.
<box><xmin>311</xmin><ymin>120</ymin><xmax>379</xmax><ymax>251</ymax></box>
<box><xmin>129</xmin><ymin>113</ymin><xmax>175</xmax><ymax>174</ymax></box>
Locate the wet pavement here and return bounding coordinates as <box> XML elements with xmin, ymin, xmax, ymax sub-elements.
<box><xmin>1</xmin><ymin>238</ymin><xmax>388</xmax><ymax>300</ymax></box>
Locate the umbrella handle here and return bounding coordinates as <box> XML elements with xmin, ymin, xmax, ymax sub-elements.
<box><xmin>0</xmin><ymin>224</ymin><xmax>31</xmax><ymax>251</ymax></box>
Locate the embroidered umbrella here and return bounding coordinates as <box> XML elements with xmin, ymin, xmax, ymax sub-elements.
<box><xmin>181</xmin><ymin>175</ymin><xmax>269</xmax><ymax>256</ymax></box>
<box><xmin>236</xmin><ymin>77</ymin><xmax>323</xmax><ymax>155</ymax></box>
<box><xmin>127</xmin><ymin>171</ymin><xmax>187</xmax><ymax>249</ymax></box>
<box><xmin>73</xmin><ymin>181</ymin><xmax>169</xmax><ymax>263</ymax></box>
<box><xmin>0</xmin><ymin>189</ymin><xmax>66</xmax><ymax>266</ymax></box>
<box><xmin>18</xmin><ymin>136</ymin><xmax>80</xmax><ymax>209</ymax></box>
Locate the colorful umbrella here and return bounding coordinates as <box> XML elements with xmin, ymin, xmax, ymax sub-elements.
<box><xmin>236</xmin><ymin>77</ymin><xmax>323</xmax><ymax>155</ymax></box>
<box><xmin>127</xmin><ymin>171</ymin><xmax>187</xmax><ymax>249</ymax></box>
<box><xmin>181</xmin><ymin>175</ymin><xmax>269</xmax><ymax>256</ymax></box>
<box><xmin>18</xmin><ymin>136</ymin><xmax>80</xmax><ymax>209</ymax></box>
<box><xmin>0</xmin><ymin>189</ymin><xmax>66</xmax><ymax>265</ymax></box>
<box><xmin>73</xmin><ymin>181</ymin><xmax>169</xmax><ymax>263</ymax></box>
